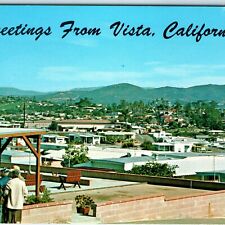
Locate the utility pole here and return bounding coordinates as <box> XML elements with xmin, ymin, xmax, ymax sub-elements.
<box><xmin>23</xmin><ymin>102</ymin><xmax>26</xmax><ymax>128</ymax></box>
<box><xmin>213</xmin><ymin>153</ymin><xmax>216</xmax><ymax>181</ymax></box>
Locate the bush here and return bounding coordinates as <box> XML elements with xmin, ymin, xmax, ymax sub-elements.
<box><xmin>140</xmin><ymin>141</ymin><xmax>153</xmax><ymax>150</ymax></box>
<box><xmin>75</xmin><ymin>194</ymin><xmax>95</xmax><ymax>208</ymax></box>
<box><xmin>25</xmin><ymin>188</ymin><xmax>53</xmax><ymax>205</ymax></box>
<box><xmin>122</xmin><ymin>139</ymin><xmax>134</xmax><ymax>148</ymax></box>
<box><xmin>61</xmin><ymin>144</ymin><xmax>89</xmax><ymax>167</ymax></box>
<box><xmin>127</xmin><ymin>161</ymin><xmax>178</xmax><ymax>177</ymax></box>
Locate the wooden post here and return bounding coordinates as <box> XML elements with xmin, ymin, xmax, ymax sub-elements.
<box><xmin>0</xmin><ymin>138</ymin><xmax>1</xmax><ymax>166</ymax></box>
<box><xmin>36</xmin><ymin>135</ymin><xmax>41</xmax><ymax>197</ymax></box>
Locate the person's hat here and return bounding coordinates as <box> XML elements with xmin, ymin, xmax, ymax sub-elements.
<box><xmin>0</xmin><ymin>168</ymin><xmax>9</xmax><ymax>172</ymax></box>
<box><xmin>1</xmin><ymin>168</ymin><xmax>10</xmax><ymax>175</ymax></box>
<box><xmin>12</xmin><ymin>165</ymin><xmax>20</xmax><ymax>171</ymax></box>
<box><xmin>9</xmin><ymin>165</ymin><xmax>21</xmax><ymax>172</ymax></box>
<box><xmin>3</xmin><ymin>168</ymin><xmax>10</xmax><ymax>173</ymax></box>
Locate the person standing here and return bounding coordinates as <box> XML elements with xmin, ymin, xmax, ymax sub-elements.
<box><xmin>4</xmin><ymin>169</ymin><xmax>28</xmax><ymax>223</ymax></box>
<box><xmin>0</xmin><ymin>168</ymin><xmax>11</xmax><ymax>187</ymax></box>
<box><xmin>0</xmin><ymin>168</ymin><xmax>11</xmax><ymax>223</ymax></box>
<box><xmin>11</xmin><ymin>165</ymin><xmax>25</xmax><ymax>181</ymax></box>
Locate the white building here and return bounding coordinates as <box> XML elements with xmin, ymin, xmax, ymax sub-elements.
<box><xmin>74</xmin><ymin>151</ymin><xmax>225</xmax><ymax>178</ymax></box>
<box><xmin>41</xmin><ymin>134</ymin><xmax>68</xmax><ymax>151</ymax></box>
<box><xmin>150</xmin><ymin>130</ymin><xmax>172</xmax><ymax>139</ymax></box>
<box><xmin>58</xmin><ymin>119</ymin><xmax>113</xmax><ymax>132</ymax></box>
<box><xmin>99</xmin><ymin>131</ymin><xmax>136</xmax><ymax>140</ymax></box>
<box><xmin>153</xmin><ymin>136</ymin><xmax>209</xmax><ymax>153</ymax></box>
<box><xmin>69</xmin><ymin>133</ymin><xmax>101</xmax><ymax>145</ymax></box>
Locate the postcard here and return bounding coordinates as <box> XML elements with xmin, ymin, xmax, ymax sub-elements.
<box><xmin>0</xmin><ymin>4</ymin><xmax>225</xmax><ymax>224</ymax></box>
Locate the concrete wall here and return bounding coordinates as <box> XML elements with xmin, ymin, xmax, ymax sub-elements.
<box><xmin>2</xmin><ymin>162</ymin><xmax>225</xmax><ymax>190</ymax></box>
<box><xmin>96</xmin><ymin>191</ymin><xmax>225</xmax><ymax>223</ymax></box>
<box><xmin>22</xmin><ymin>200</ymin><xmax>73</xmax><ymax>224</ymax></box>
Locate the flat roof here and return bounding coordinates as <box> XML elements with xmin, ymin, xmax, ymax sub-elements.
<box><xmin>164</xmin><ymin>152</ymin><xmax>225</xmax><ymax>158</ymax></box>
<box><xmin>69</xmin><ymin>133</ymin><xmax>101</xmax><ymax>138</ymax></box>
<box><xmin>2</xmin><ymin>149</ymin><xmax>34</xmax><ymax>157</ymax></box>
<box><xmin>93</xmin><ymin>155</ymin><xmax>171</xmax><ymax>164</ymax></box>
<box><xmin>196</xmin><ymin>170</ymin><xmax>225</xmax><ymax>175</ymax></box>
<box><xmin>59</xmin><ymin>119</ymin><xmax>111</xmax><ymax>124</ymax></box>
<box><xmin>0</xmin><ymin>128</ymin><xmax>46</xmax><ymax>138</ymax></box>
<box><xmin>51</xmin><ymin>182</ymin><xmax>211</xmax><ymax>204</ymax></box>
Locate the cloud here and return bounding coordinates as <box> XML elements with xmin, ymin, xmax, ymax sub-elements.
<box><xmin>38</xmin><ymin>63</ymin><xmax>225</xmax><ymax>89</ymax></box>
<box><xmin>146</xmin><ymin>63</ymin><xmax>225</xmax><ymax>78</ymax></box>
<box><xmin>38</xmin><ymin>66</ymin><xmax>143</xmax><ymax>86</ymax></box>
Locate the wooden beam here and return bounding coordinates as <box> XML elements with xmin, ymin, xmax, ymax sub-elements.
<box><xmin>22</xmin><ymin>136</ymin><xmax>38</xmax><ymax>158</ymax></box>
<box><xmin>0</xmin><ymin>139</ymin><xmax>1</xmax><ymax>165</ymax></box>
<box><xmin>0</xmin><ymin>137</ymin><xmax>13</xmax><ymax>155</ymax></box>
<box><xmin>36</xmin><ymin>135</ymin><xmax>41</xmax><ymax>197</ymax></box>
<box><xmin>0</xmin><ymin>130</ymin><xmax>46</xmax><ymax>139</ymax></box>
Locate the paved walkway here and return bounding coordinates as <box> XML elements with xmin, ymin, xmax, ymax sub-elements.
<box><xmin>136</xmin><ymin>218</ymin><xmax>225</xmax><ymax>224</ymax></box>
<box><xmin>72</xmin><ymin>212</ymin><xmax>101</xmax><ymax>224</ymax></box>
<box><xmin>39</xmin><ymin>177</ymin><xmax>139</xmax><ymax>195</ymax></box>
<box><xmin>72</xmin><ymin>213</ymin><xmax>225</xmax><ymax>224</ymax></box>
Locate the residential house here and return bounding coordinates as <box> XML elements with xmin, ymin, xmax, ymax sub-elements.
<box><xmin>99</xmin><ymin>131</ymin><xmax>136</xmax><ymax>141</ymax></box>
<box><xmin>68</xmin><ymin>133</ymin><xmax>101</xmax><ymax>145</ymax></box>
<box><xmin>57</xmin><ymin>119</ymin><xmax>114</xmax><ymax>132</ymax></box>
<box><xmin>41</xmin><ymin>134</ymin><xmax>68</xmax><ymax>151</ymax></box>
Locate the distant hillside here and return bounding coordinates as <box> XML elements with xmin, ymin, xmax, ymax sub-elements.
<box><xmin>149</xmin><ymin>85</ymin><xmax>225</xmax><ymax>102</ymax></box>
<box><xmin>1</xmin><ymin>83</ymin><xmax>225</xmax><ymax>104</ymax></box>
<box><xmin>39</xmin><ymin>83</ymin><xmax>225</xmax><ymax>104</ymax></box>
<box><xmin>0</xmin><ymin>87</ymin><xmax>44</xmax><ymax>96</ymax></box>
<box><xmin>38</xmin><ymin>83</ymin><xmax>152</xmax><ymax>103</ymax></box>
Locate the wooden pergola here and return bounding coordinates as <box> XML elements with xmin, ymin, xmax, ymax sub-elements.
<box><xmin>0</xmin><ymin>128</ymin><xmax>46</xmax><ymax>197</ymax></box>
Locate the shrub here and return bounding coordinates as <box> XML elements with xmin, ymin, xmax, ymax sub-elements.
<box><xmin>61</xmin><ymin>144</ymin><xmax>89</xmax><ymax>167</ymax></box>
<box><xmin>122</xmin><ymin>139</ymin><xmax>134</xmax><ymax>148</ymax></box>
<box><xmin>25</xmin><ymin>188</ymin><xmax>53</xmax><ymax>205</ymax></box>
<box><xmin>140</xmin><ymin>141</ymin><xmax>153</xmax><ymax>150</ymax></box>
<box><xmin>127</xmin><ymin>161</ymin><xmax>178</xmax><ymax>177</ymax></box>
<box><xmin>75</xmin><ymin>194</ymin><xmax>95</xmax><ymax>208</ymax></box>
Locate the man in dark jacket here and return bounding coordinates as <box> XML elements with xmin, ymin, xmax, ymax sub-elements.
<box><xmin>0</xmin><ymin>168</ymin><xmax>11</xmax><ymax>223</ymax></box>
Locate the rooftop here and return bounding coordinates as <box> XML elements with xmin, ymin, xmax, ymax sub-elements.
<box><xmin>42</xmin><ymin>177</ymin><xmax>220</xmax><ymax>224</ymax></box>
<box><xmin>48</xmin><ymin>178</ymin><xmax>211</xmax><ymax>204</ymax></box>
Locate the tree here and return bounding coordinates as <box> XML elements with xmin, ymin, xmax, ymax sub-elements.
<box><xmin>140</xmin><ymin>141</ymin><xmax>153</xmax><ymax>150</ymax></box>
<box><xmin>127</xmin><ymin>162</ymin><xmax>178</xmax><ymax>177</ymax></box>
<box><xmin>61</xmin><ymin>144</ymin><xmax>89</xmax><ymax>167</ymax></box>
<box><xmin>48</xmin><ymin>121</ymin><xmax>58</xmax><ymax>131</ymax></box>
<box><xmin>76</xmin><ymin>98</ymin><xmax>92</xmax><ymax>107</ymax></box>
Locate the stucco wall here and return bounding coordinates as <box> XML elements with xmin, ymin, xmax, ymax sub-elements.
<box><xmin>96</xmin><ymin>190</ymin><xmax>225</xmax><ymax>223</ymax></box>
<box><xmin>22</xmin><ymin>200</ymin><xmax>73</xmax><ymax>224</ymax></box>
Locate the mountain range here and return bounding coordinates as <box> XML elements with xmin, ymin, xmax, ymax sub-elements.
<box><xmin>1</xmin><ymin>83</ymin><xmax>225</xmax><ymax>104</ymax></box>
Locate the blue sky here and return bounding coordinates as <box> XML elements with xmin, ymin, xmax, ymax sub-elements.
<box><xmin>0</xmin><ymin>6</ymin><xmax>225</xmax><ymax>92</ymax></box>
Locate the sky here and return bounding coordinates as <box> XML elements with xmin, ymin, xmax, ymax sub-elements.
<box><xmin>0</xmin><ymin>6</ymin><xmax>225</xmax><ymax>92</ymax></box>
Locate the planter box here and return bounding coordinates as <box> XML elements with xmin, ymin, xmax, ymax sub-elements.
<box><xmin>22</xmin><ymin>200</ymin><xmax>73</xmax><ymax>224</ymax></box>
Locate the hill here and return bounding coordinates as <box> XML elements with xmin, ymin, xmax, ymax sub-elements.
<box><xmin>1</xmin><ymin>83</ymin><xmax>225</xmax><ymax>104</ymax></box>
<box><xmin>41</xmin><ymin>83</ymin><xmax>225</xmax><ymax>104</ymax></box>
<box><xmin>0</xmin><ymin>87</ymin><xmax>44</xmax><ymax>96</ymax></box>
